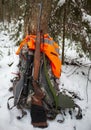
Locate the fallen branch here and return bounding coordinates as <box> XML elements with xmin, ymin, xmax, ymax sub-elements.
<box><xmin>86</xmin><ymin>65</ymin><xmax>91</xmax><ymax>102</ymax></box>
<box><xmin>65</xmin><ymin>57</ymin><xmax>91</xmax><ymax>67</ymax></box>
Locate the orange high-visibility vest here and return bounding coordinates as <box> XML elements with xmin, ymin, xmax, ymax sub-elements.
<box><xmin>16</xmin><ymin>34</ymin><xmax>61</xmax><ymax>78</ymax></box>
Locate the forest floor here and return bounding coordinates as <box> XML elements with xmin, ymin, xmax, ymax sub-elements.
<box><xmin>0</xmin><ymin>30</ymin><xmax>91</xmax><ymax>130</ymax></box>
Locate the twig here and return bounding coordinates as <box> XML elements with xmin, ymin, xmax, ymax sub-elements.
<box><xmin>62</xmin><ymin>66</ymin><xmax>78</xmax><ymax>74</ymax></box>
<box><xmin>65</xmin><ymin>57</ymin><xmax>91</xmax><ymax>67</ymax></box>
<box><xmin>66</xmin><ymin>67</ymin><xmax>79</xmax><ymax>77</ymax></box>
<box><xmin>60</xmin><ymin>88</ymin><xmax>82</xmax><ymax>100</ymax></box>
<box><xmin>63</xmin><ymin>58</ymin><xmax>91</xmax><ymax>77</ymax></box>
<box><xmin>86</xmin><ymin>65</ymin><xmax>91</xmax><ymax>102</ymax></box>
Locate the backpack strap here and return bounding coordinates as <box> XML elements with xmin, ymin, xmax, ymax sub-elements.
<box><xmin>43</xmin><ymin>53</ymin><xmax>59</xmax><ymax>110</ymax></box>
<box><xmin>7</xmin><ymin>95</ymin><xmax>27</xmax><ymax>120</ymax></box>
<box><xmin>7</xmin><ymin>96</ymin><xmax>15</xmax><ymax>110</ymax></box>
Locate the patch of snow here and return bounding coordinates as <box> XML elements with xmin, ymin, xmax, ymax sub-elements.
<box><xmin>0</xmin><ymin>27</ymin><xmax>91</xmax><ymax>130</ymax></box>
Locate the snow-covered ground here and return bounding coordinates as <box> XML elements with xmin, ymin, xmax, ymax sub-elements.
<box><xmin>0</xmin><ymin>30</ymin><xmax>91</xmax><ymax>130</ymax></box>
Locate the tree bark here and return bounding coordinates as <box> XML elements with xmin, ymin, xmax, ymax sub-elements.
<box><xmin>24</xmin><ymin>0</ymin><xmax>52</xmax><ymax>36</ymax></box>
<box><xmin>62</xmin><ymin>1</ymin><xmax>67</xmax><ymax>64</ymax></box>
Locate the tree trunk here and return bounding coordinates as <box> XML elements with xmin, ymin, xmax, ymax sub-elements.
<box><xmin>62</xmin><ymin>1</ymin><xmax>67</xmax><ymax>64</ymax></box>
<box><xmin>24</xmin><ymin>0</ymin><xmax>52</xmax><ymax>36</ymax></box>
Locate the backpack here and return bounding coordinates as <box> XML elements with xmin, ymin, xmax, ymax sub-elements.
<box><xmin>7</xmin><ymin>35</ymin><xmax>82</xmax><ymax>123</ymax></box>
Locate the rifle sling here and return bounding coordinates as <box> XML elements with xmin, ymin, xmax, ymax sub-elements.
<box><xmin>43</xmin><ymin>53</ymin><xmax>59</xmax><ymax>109</ymax></box>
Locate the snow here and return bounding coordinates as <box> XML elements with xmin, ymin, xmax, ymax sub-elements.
<box><xmin>82</xmin><ymin>11</ymin><xmax>91</xmax><ymax>27</ymax></box>
<box><xmin>58</xmin><ymin>0</ymin><xmax>65</xmax><ymax>6</ymax></box>
<box><xmin>0</xmin><ymin>29</ymin><xmax>91</xmax><ymax>130</ymax></box>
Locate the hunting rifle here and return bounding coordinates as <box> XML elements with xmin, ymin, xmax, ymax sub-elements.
<box><xmin>30</xmin><ymin>2</ymin><xmax>48</xmax><ymax>128</ymax></box>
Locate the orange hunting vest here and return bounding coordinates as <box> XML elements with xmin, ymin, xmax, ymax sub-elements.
<box><xmin>16</xmin><ymin>34</ymin><xmax>61</xmax><ymax>78</ymax></box>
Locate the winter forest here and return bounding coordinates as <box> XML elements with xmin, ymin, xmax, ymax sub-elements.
<box><xmin>0</xmin><ymin>0</ymin><xmax>91</xmax><ymax>130</ymax></box>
